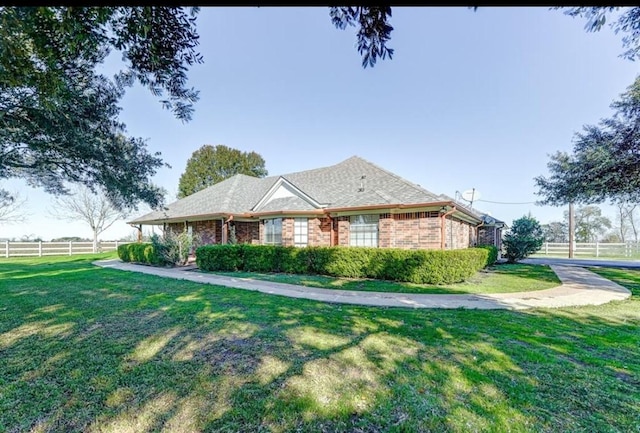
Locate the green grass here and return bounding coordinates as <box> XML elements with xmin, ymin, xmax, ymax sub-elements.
<box><xmin>210</xmin><ymin>263</ymin><xmax>561</xmax><ymax>294</ymax></box>
<box><xmin>1</xmin><ymin>255</ymin><xmax>639</xmax><ymax>432</ymax></box>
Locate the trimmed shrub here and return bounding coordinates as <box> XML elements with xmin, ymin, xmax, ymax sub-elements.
<box><xmin>117</xmin><ymin>243</ymin><xmax>162</xmax><ymax>266</ymax></box>
<box><xmin>196</xmin><ymin>244</ymin><xmax>492</xmax><ymax>285</ymax></box>
<box><xmin>242</xmin><ymin>244</ymin><xmax>279</xmax><ymax>272</ymax></box>
<box><xmin>195</xmin><ymin>244</ymin><xmax>243</xmax><ymax>271</ymax></box>
<box><xmin>279</xmin><ymin>246</ymin><xmax>311</xmax><ymax>274</ymax></box>
<box><xmin>476</xmin><ymin>245</ymin><xmax>499</xmax><ymax>266</ymax></box>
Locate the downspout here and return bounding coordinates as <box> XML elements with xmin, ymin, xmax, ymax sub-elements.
<box><xmin>221</xmin><ymin>215</ymin><xmax>234</xmax><ymax>244</ymax></box>
<box><xmin>440</xmin><ymin>207</ymin><xmax>457</xmax><ymax>250</ymax></box>
<box><xmin>327</xmin><ymin>214</ymin><xmax>334</xmax><ymax>246</ymax></box>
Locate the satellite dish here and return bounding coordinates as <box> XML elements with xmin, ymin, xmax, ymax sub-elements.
<box><xmin>461</xmin><ymin>189</ymin><xmax>481</xmax><ymax>203</ymax></box>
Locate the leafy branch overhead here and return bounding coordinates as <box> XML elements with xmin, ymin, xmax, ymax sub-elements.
<box><xmin>0</xmin><ymin>7</ymin><xmax>203</xmax><ymax>210</ymax></box>
<box><xmin>330</xmin><ymin>7</ymin><xmax>640</xmax><ymax>68</ymax></box>
<box><xmin>330</xmin><ymin>7</ymin><xmax>394</xmax><ymax>68</ymax></box>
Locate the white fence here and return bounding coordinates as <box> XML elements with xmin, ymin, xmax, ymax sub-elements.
<box><xmin>535</xmin><ymin>242</ymin><xmax>640</xmax><ymax>258</ymax></box>
<box><xmin>1</xmin><ymin>241</ymin><xmax>129</xmax><ymax>258</ymax></box>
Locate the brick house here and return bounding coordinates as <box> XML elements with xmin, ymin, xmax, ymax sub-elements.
<box><xmin>129</xmin><ymin>156</ymin><xmax>501</xmax><ymax>250</ymax></box>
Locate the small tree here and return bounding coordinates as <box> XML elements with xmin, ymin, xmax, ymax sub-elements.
<box><xmin>151</xmin><ymin>228</ymin><xmax>201</xmax><ymax>266</ymax></box>
<box><xmin>503</xmin><ymin>215</ymin><xmax>545</xmax><ymax>263</ymax></box>
<box><xmin>49</xmin><ymin>186</ymin><xmax>127</xmax><ymax>252</ymax></box>
<box><xmin>0</xmin><ymin>190</ymin><xmax>29</xmax><ymax>224</ymax></box>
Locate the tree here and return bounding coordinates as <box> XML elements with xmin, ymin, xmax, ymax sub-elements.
<box><xmin>177</xmin><ymin>145</ymin><xmax>268</xmax><ymax>198</ymax></box>
<box><xmin>541</xmin><ymin>221</ymin><xmax>568</xmax><ymax>243</ymax></box>
<box><xmin>0</xmin><ymin>189</ymin><xmax>28</xmax><ymax>224</ymax></box>
<box><xmin>1</xmin><ymin>7</ymin><xmax>202</xmax><ymax>210</ymax></box>
<box><xmin>503</xmin><ymin>215</ymin><xmax>544</xmax><ymax>263</ymax></box>
<box><xmin>613</xmin><ymin>201</ymin><xmax>639</xmax><ymax>242</ymax></box>
<box><xmin>535</xmin><ymin>76</ymin><xmax>640</xmax><ymax>206</ymax></box>
<box><xmin>49</xmin><ymin>186</ymin><xmax>127</xmax><ymax>252</ymax></box>
<box><xmin>563</xmin><ymin>205</ymin><xmax>612</xmax><ymax>243</ymax></box>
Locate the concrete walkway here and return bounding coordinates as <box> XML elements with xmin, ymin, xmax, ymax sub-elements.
<box><xmin>94</xmin><ymin>260</ymin><xmax>632</xmax><ymax>310</ymax></box>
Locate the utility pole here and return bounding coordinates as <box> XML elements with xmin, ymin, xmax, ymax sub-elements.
<box><xmin>568</xmin><ymin>202</ymin><xmax>575</xmax><ymax>258</ymax></box>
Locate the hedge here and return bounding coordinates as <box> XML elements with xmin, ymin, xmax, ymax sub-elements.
<box><xmin>477</xmin><ymin>245</ymin><xmax>499</xmax><ymax>267</ymax></box>
<box><xmin>117</xmin><ymin>243</ymin><xmax>163</xmax><ymax>266</ymax></box>
<box><xmin>196</xmin><ymin>244</ymin><xmax>492</xmax><ymax>285</ymax></box>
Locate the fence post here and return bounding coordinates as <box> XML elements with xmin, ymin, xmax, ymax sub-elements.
<box><xmin>69</xmin><ymin>241</ymin><xmax>72</xmax><ymax>256</ymax></box>
<box><xmin>115</xmin><ymin>240</ymin><xmax>119</xmax><ymax>251</ymax></box>
<box><xmin>545</xmin><ymin>242</ymin><xmax>548</xmax><ymax>255</ymax></box>
<box><xmin>595</xmin><ymin>242</ymin><xmax>599</xmax><ymax>258</ymax></box>
<box><xmin>38</xmin><ymin>241</ymin><xmax>42</xmax><ymax>257</ymax></box>
<box><xmin>4</xmin><ymin>240</ymin><xmax>8</xmax><ymax>258</ymax></box>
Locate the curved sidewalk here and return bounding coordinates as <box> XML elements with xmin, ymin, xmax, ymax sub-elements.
<box><xmin>94</xmin><ymin>260</ymin><xmax>631</xmax><ymax>310</ymax></box>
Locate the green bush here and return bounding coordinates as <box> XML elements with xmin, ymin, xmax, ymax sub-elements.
<box><xmin>242</xmin><ymin>244</ymin><xmax>279</xmax><ymax>272</ymax></box>
<box><xmin>196</xmin><ymin>244</ymin><xmax>491</xmax><ymax>285</ymax></box>
<box><xmin>117</xmin><ymin>243</ymin><xmax>162</xmax><ymax>266</ymax></box>
<box><xmin>195</xmin><ymin>244</ymin><xmax>243</xmax><ymax>271</ymax></box>
<box><xmin>503</xmin><ymin>215</ymin><xmax>544</xmax><ymax>263</ymax></box>
<box><xmin>476</xmin><ymin>245</ymin><xmax>499</xmax><ymax>266</ymax></box>
<box><xmin>279</xmin><ymin>246</ymin><xmax>311</xmax><ymax>274</ymax></box>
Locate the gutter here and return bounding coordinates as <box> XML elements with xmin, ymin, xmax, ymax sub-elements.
<box><xmin>129</xmin><ymin>201</ymin><xmax>483</xmax><ymax>226</ymax></box>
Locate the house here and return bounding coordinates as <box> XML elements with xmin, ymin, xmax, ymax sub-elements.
<box><xmin>129</xmin><ymin>156</ymin><xmax>501</xmax><ymax>250</ymax></box>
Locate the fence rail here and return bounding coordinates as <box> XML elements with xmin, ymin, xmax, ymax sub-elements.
<box><xmin>1</xmin><ymin>241</ymin><xmax>129</xmax><ymax>258</ymax></box>
<box><xmin>534</xmin><ymin>242</ymin><xmax>640</xmax><ymax>258</ymax></box>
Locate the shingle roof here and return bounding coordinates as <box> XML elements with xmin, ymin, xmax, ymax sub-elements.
<box><xmin>129</xmin><ymin>156</ymin><xmax>478</xmax><ymax>224</ymax></box>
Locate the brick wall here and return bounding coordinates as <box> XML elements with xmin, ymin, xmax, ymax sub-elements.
<box><xmin>195</xmin><ymin>220</ymin><xmax>221</xmax><ymax>245</ymax></box>
<box><xmin>478</xmin><ymin>226</ymin><xmax>501</xmax><ymax>249</ymax></box>
<box><xmin>444</xmin><ymin>216</ymin><xmax>473</xmax><ymax>249</ymax></box>
<box><xmin>337</xmin><ymin>216</ymin><xmax>350</xmax><ymax>246</ymax></box>
<box><xmin>377</xmin><ymin>212</ymin><xmax>442</xmax><ymax>250</ymax></box>
<box><xmin>282</xmin><ymin>218</ymin><xmax>295</xmax><ymax>247</ymax></box>
<box><xmin>308</xmin><ymin>217</ymin><xmax>332</xmax><ymax>246</ymax></box>
<box><xmin>233</xmin><ymin>221</ymin><xmax>259</xmax><ymax>244</ymax></box>
<box><xmin>167</xmin><ymin>220</ymin><xmax>222</xmax><ymax>245</ymax></box>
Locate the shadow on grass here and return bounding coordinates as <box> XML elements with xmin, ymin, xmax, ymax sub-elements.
<box><xmin>0</xmin><ymin>257</ymin><xmax>638</xmax><ymax>432</ymax></box>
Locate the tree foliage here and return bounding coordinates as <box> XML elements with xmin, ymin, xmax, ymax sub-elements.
<box><xmin>559</xmin><ymin>7</ymin><xmax>640</xmax><ymax>61</ymax></box>
<box><xmin>535</xmin><ymin>76</ymin><xmax>640</xmax><ymax>206</ymax></box>
<box><xmin>564</xmin><ymin>205</ymin><xmax>612</xmax><ymax>243</ymax></box>
<box><xmin>503</xmin><ymin>215</ymin><xmax>545</xmax><ymax>263</ymax></box>
<box><xmin>541</xmin><ymin>221</ymin><xmax>568</xmax><ymax>243</ymax></box>
<box><xmin>330</xmin><ymin>7</ymin><xmax>640</xmax><ymax>68</ymax></box>
<box><xmin>0</xmin><ymin>7</ymin><xmax>202</xmax><ymax>210</ymax></box>
<box><xmin>330</xmin><ymin>7</ymin><xmax>394</xmax><ymax>68</ymax></box>
<box><xmin>177</xmin><ymin>145</ymin><xmax>268</xmax><ymax>198</ymax></box>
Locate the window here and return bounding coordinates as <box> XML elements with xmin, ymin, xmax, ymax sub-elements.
<box><xmin>349</xmin><ymin>214</ymin><xmax>379</xmax><ymax>247</ymax></box>
<box><xmin>263</xmin><ymin>218</ymin><xmax>282</xmax><ymax>245</ymax></box>
<box><xmin>294</xmin><ymin>218</ymin><xmax>308</xmax><ymax>247</ymax></box>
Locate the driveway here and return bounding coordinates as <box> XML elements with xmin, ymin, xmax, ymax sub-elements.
<box><xmin>94</xmin><ymin>260</ymin><xmax>631</xmax><ymax>310</ymax></box>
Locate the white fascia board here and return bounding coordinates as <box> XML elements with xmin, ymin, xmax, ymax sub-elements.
<box><xmin>252</xmin><ymin>177</ymin><xmax>323</xmax><ymax>211</ymax></box>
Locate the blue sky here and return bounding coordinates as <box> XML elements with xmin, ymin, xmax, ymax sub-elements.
<box><xmin>2</xmin><ymin>7</ymin><xmax>639</xmax><ymax>241</ymax></box>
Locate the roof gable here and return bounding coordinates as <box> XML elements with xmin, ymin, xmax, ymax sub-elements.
<box><xmin>252</xmin><ymin>177</ymin><xmax>324</xmax><ymax>211</ymax></box>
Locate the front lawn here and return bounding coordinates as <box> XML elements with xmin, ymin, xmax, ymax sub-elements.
<box><xmin>210</xmin><ymin>263</ymin><xmax>561</xmax><ymax>294</ymax></box>
<box><xmin>1</xmin><ymin>255</ymin><xmax>638</xmax><ymax>432</ymax></box>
